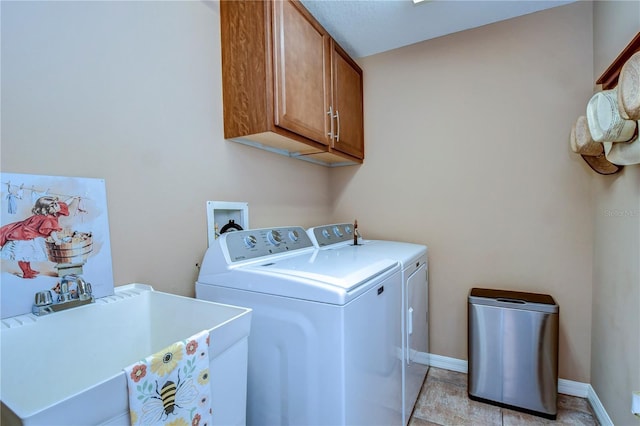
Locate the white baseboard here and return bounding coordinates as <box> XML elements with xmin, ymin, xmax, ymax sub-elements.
<box><xmin>424</xmin><ymin>353</ymin><xmax>612</xmax><ymax>426</ymax></box>
<box><xmin>558</xmin><ymin>378</ymin><xmax>589</xmax><ymax>397</ymax></box>
<box><xmin>587</xmin><ymin>385</ymin><xmax>614</xmax><ymax>426</ymax></box>
<box><xmin>426</xmin><ymin>353</ymin><xmax>468</xmax><ymax>373</ymax></box>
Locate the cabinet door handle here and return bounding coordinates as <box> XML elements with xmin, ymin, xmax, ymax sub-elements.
<box><xmin>334</xmin><ymin>109</ymin><xmax>340</xmax><ymax>142</ymax></box>
<box><xmin>327</xmin><ymin>106</ymin><xmax>334</xmax><ymax>139</ymax></box>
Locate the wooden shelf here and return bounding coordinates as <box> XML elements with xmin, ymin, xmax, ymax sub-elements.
<box><xmin>596</xmin><ymin>32</ymin><xmax>640</xmax><ymax>90</ymax></box>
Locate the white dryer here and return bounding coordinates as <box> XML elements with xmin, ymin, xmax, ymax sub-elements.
<box><xmin>307</xmin><ymin>223</ymin><xmax>429</xmax><ymax>425</ymax></box>
<box><xmin>196</xmin><ymin>226</ymin><xmax>403</xmax><ymax>426</ymax></box>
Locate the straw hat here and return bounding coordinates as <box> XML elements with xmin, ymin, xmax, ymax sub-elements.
<box><xmin>570</xmin><ymin>115</ymin><xmax>622</xmax><ymax>174</ymax></box>
<box><xmin>570</xmin><ymin>115</ymin><xmax>602</xmax><ymax>156</ymax></box>
<box><xmin>603</xmin><ymin>132</ymin><xmax>640</xmax><ymax>166</ymax></box>
<box><xmin>570</xmin><ymin>123</ymin><xmax>578</xmax><ymax>153</ymax></box>
<box><xmin>586</xmin><ymin>89</ymin><xmax>637</xmax><ymax>142</ymax></box>
<box><xmin>581</xmin><ymin>144</ymin><xmax>622</xmax><ymax>175</ymax></box>
<box><xmin>617</xmin><ymin>51</ymin><xmax>640</xmax><ymax>120</ymax></box>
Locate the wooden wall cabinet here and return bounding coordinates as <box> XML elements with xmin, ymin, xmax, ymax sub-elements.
<box><xmin>220</xmin><ymin>0</ymin><xmax>364</xmax><ymax>166</ymax></box>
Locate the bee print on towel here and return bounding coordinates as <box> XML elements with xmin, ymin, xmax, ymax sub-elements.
<box><xmin>140</xmin><ymin>370</ymin><xmax>198</xmax><ymax>424</ymax></box>
<box><xmin>126</xmin><ymin>333</ymin><xmax>212</xmax><ymax>426</ymax></box>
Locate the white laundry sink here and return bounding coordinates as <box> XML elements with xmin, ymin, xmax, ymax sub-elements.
<box><xmin>0</xmin><ymin>284</ymin><xmax>251</xmax><ymax>426</ymax></box>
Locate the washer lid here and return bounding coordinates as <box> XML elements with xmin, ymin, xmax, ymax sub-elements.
<box><xmin>244</xmin><ymin>250</ymin><xmax>398</xmax><ymax>291</ymax></box>
<box><xmin>334</xmin><ymin>240</ymin><xmax>426</xmax><ymax>267</ymax></box>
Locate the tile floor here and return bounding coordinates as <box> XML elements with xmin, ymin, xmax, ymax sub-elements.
<box><xmin>409</xmin><ymin>367</ymin><xmax>599</xmax><ymax>426</ymax></box>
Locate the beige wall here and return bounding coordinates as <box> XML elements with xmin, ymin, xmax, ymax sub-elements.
<box><xmin>591</xmin><ymin>2</ymin><xmax>640</xmax><ymax>424</ymax></box>
<box><xmin>331</xmin><ymin>1</ymin><xmax>595</xmax><ymax>383</ymax></box>
<box><xmin>1</xmin><ymin>1</ymin><xmax>331</xmax><ymax>297</ymax></box>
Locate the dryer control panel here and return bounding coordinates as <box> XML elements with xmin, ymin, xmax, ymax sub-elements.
<box><xmin>223</xmin><ymin>226</ymin><xmax>314</xmax><ymax>262</ymax></box>
<box><xmin>308</xmin><ymin>223</ymin><xmax>355</xmax><ymax>247</ymax></box>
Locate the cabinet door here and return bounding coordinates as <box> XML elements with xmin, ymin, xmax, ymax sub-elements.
<box><xmin>272</xmin><ymin>0</ymin><xmax>331</xmax><ymax>146</ymax></box>
<box><xmin>331</xmin><ymin>42</ymin><xmax>364</xmax><ymax>159</ymax></box>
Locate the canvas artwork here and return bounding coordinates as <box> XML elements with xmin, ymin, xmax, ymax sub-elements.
<box><xmin>1</xmin><ymin>173</ymin><xmax>115</xmax><ymax>319</ymax></box>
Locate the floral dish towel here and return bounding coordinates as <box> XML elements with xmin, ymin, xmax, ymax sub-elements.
<box><xmin>124</xmin><ymin>330</ymin><xmax>212</xmax><ymax>426</ymax></box>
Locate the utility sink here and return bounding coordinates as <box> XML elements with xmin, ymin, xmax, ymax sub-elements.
<box><xmin>0</xmin><ymin>284</ymin><xmax>252</xmax><ymax>426</ymax></box>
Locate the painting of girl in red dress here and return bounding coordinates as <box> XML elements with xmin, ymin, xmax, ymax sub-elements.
<box><xmin>1</xmin><ymin>173</ymin><xmax>114</xmax><ymax>319</ymax></box>
<box><xmin>0</xmin><ymin>196</ymin><xmax>78</xmax><ymax>278</ymax></box>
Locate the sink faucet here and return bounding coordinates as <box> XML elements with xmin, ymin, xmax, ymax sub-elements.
<box><xmin>32</xmin><ymin>274</ymin><xmax>94</xmax><ymax>316</ymax></box>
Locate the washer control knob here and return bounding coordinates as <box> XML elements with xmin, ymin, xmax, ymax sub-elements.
<box><xmin>344</xmin><ymin>225</ymin><xmax>352</xmax><ymax>234</ymax></box>
<box><xmin>267</xmin><ymin>230</ymin><xmax>282</xmax><ymax>246</ymax></box>
<box><xmin>333</xmin><ymin>226</ymin><xmax>343</xmax><ymax>238</ymax></box>
<box><xmin>244</xmin><ymin>235</ymin><xmax>257</xmax><ymax>248</ymax></box>
<box><xmin>321</xmin><ymin>229</ymin><xmax>331</xmax><ymax>239</ymax></box>
<box><xmin>288</xmin><ymin>230</ymin><xmax>299</xmax><ymax>242</ymax></box>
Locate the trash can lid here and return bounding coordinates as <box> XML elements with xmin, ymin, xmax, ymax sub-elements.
<box><xmin>469</xmin><ymin>288</ymin><xmax>558</xmax><ymax>313</ymax></box>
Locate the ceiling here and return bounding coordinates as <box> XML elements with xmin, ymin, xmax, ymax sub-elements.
<box><xmin>299</xmin><ymin>0</ymin><xmax>578</xmax><ymax>58</ymax></box>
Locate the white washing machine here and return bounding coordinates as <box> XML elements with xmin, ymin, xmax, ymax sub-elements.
<box><xmin>307</xmin><ymin>223</ymin><xmax>429</xmax><ymax>425</ymax></box>
<box><xmin>196</xmin><ymin>226</ymin><xmax>403</xmax><ymax>426</ymax></box>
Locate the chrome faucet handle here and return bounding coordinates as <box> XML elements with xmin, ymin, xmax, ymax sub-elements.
<box><xmin>76</xmin><ymin>277</ymin><xmax>91</xmax><ymax>301</ymax></box>
<box><xmin>59</xmin><ymin>281</ymin><xmax>71</xmax><ymax>302</ymax></box>
<box><xmin>34</xmin><ymin>291</ymin><xmax>53</xmax><ymax>307</ymax></box>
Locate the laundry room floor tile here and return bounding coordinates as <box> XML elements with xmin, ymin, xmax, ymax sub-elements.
<box><xmin>502</xmin><ymin>407</ymin><xmax>598</xmax><ymax>426</ymax></box>
<box><xmin>409</xmin><ymin>367</ymin><xmax>600</xmax><ymax>426</ymax></box>
<box><xmin>412</xmin><ymin>376</ymin><xmax>502</xmax><ymax>426</ymax></box>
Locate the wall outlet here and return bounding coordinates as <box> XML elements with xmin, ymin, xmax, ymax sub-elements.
<box><xmin>632</xmin><ymin>391</ymin><xmax>640</xmax><ymax>418</ymax></box>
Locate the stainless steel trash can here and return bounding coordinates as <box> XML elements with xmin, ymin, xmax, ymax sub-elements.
<box><xmin>468</xmin><ymin>288</ymin><xmax>559</xmax><ymax>419</ymax></box>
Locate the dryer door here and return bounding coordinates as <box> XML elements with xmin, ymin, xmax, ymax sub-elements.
<box><xmin>405</xmin><ymin>262</ymin><xmax>428</xmax><ymax>422</ymax></box>
<box><xmin>406</xmin><ymin>263</ymin><xmax>428</xmax><ymax>363</ymax></box>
